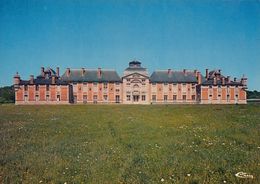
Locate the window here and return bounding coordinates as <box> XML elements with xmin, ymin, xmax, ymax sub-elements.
<box><xmin>209</xmin><ymin>86</ymin><xmax>212</xmax><ymax>88</ymax></box>
<box><xmin>192</xmin><ymin>95</ymin><xmax>196</xmax><ymax>100</ymax></box>
<box><xmin>46</xmin><ymin>85</ymin><xmax>49</xmax><ymax>91</ymax></box>
<box><xmin>152</xmin><ymin>95</ymin><xmax>156</xmax><ymax>101</ymax></box>
<box><xmin>35</xmin><ymin>94</ymin><xmax>39</xmax><ymax>101</ymax></box>
<box><xmin>164</xmin><ymin>95</ymin><xmax>168</xmax><ymax>102</ymax></box>
<box><xmin>116</xmin><ymin>95</ymin><xmax>120</xmax><ymax>103</ymax></box>
<box><xmin>164</xmin><ymin>83</ymin><xmax>168</xmax><ymax>86</ymax></box>
<box><xmin>116</xmin><ymin>89</ymin><xmax>120</xmax><ymax>92</ymax></box>
<box><xmin>46</xmin><ymin>95</ymin><xmax>49</xmax><ymax>101</ymax></box>
<box><xmin>103</xmin><ymin>83</ymin><xmax>108</xmax><ymax>89</ymax></box>
<box><xmin>142</xmin><ymin>79</ymin><xmax>146</xmax><ymax>82</ymax></box>
<box><xmin>127</xmin><ymin>95</ymin><xmax>131</xmax><ymax>101</ymax></box>
<box><xmin>83</xmin><ymin>95</ymin><xmax>87</xmax><ymax>103</ymax></box>
<box><xmin>24</xmin><ymin>85</ymin><xmax>28</xmax><ymax>91</ymax></box>
<box><xmin>227</xmin><ymin>94</ymin><xmax>230</xmax><ymax>102</ymax></box>
<box><xmin>183</xmin><ymin>95</ymin><xmax>186</xmax><ymax>101</ymax></box>
<box><xmin>103</xmin><ymin>95</ymin><xmax>108</xmax><ymax>101</ymax></box>
<box><xmin>57</xmin><ymin>95</ymin><xmax>60</xmax><ymax>101</ymax></box>
<box><xmin>36</xmin><ymin>85</ymin><xmax>39</xmax><ymax>91</ymax></box>
<box><xmin>73</xmin><ymin>95</ymin><xmax>77</xmax><ymax>103</ymax></box>
<box><xmin>93</xmin><ymin>95</ymin><xmax>97</xmax><ymax>103</ymax></box>
<box><xmin>24</xmin><ymin>95</ymin><xmax>28</xmax><ymax>102</ymax></box>
<box><xmin>116</xmin><ymin>82</ymin><xmax>120</xmax><ymax>86</ymax></box>
<box><xmin>142</xmin><ymin>95</ymin><xmax>146</xmax><ymax>101</ymax></box>
<box><xmin>126</xmin><ymin>79</ymin><xmax>130</xmax><ymax>82</ymax></box>
<box><xmin>173</xmin><ymin>95</ymin><xmax>177</xmax><ymax>101</ymax></box>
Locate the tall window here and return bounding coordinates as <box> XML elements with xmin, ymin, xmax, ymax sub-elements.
<box><xmin>183</xmin><ymin>95</ymin><xmax>186</xmax><ymax>101</ymax></box>
<box><xmin>142</xmin><ymin>95</ymin><xmax>146</xmax><ymax>101</ymax></box>
<box><xmin>46</xmin><ymin>95</ymin><xmax>49</xmax><ymax>101</ymax></box>
<box><xmin>192</xmin><ymin>95</ymin><xmax>196</xmax><ymax>100</ymax></box>
<box><xmin>93</xmin><ymin>95</ymin><xmax>97</xmax><ymax>103</ymax></box>
<box><xmin>116</xmin><ymin>95</ymin><xmax>120</xmax><ymax>103</ymax></box>
<box><xmin>173</xmin><ymin>95</ymin><xmax>177</xmax><ymax>101</ymax></box>
<box><xmin>164</xmin><ymin>95</ymin><xmax>168</xmax><ymax>102</ymax></box>
<box><xmin>57</xmin><ymin>95</ymin><xmax>60</xmax><ymax>101</ymax></box>
<box><xmin>103</xmin><ymin>83</ymin><xmax>108</xmax><ymax>89</ymax></box>
<box><xmin>36</xmin><ymin>85</ymin><xmax>39</xmax><ymax>91</ymax></box>
<box><xmin>83</xmin><ymin>95</ymin><xmax>87</xmax><ymax>103</ymax></box>
<box><xmin>24</xmin><ymin>95</ymin><xmax>28</xmax><ymax>102</ymax></box>
<box><xmin>103</xmin><ymin>95</ymin><xmax>108</xmax><ymax>101</ymax></box>
<box><xmin>127</xmin><ymin>95</ymin><xmax>131</xmax><ymax>101</ymax></box>
<box><xmin>73</xmin><ymin>95</ymin><xmax>77</xmax><ymax>103</ymax></box>
<box><xmin>24</xmin><ymin>85</ymin><xmax>28</xmax><ymax>91</ymax></box>
<box><xmin>46</xmin><ymin>85</ymin><xmax>49</xmax><ymax>91</ymax></box>
<box><xmin>35</xmin><ymin>94</ymin><xmax>39</xmax><ymax>101</ymax></box>
<box><xmin>152</xmin><ymin>95</ymin><xmax>156</xmax><ymax>101</ymax></box>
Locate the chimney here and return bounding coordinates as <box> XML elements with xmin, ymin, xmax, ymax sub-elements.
<box><xmin>213</xmin><ymin>77</ymin><xmax>217</xmax><ymax>85</ymax></box>
<box><xmin>66</xmin><ymin>68</ymin><xmax>70</xmax><ymax>77</ymax></box>
<box><xmin>197</xmin><ymin>72</ymin><xmax>202</xmax><ymax>84</ymax></box>
<box><xmin>226</xmin><ymin>76</ymin><xmax>230</xmax><ymax>84</ymax></box>
<box><xmin>81</xmin><ymin>68</ymin><xmax>85</xmax><ymax>76</ymax></box>
<box><xmin>41</xmin><ymin>67</ymin><xmax>45</xmax><ymax>77</ymax></box>
<box><xmin>51</xmin><ymin>76</ymin><xmax>56</xmax><ymax>84</ymax></box>
<box><xmin>98</xmin><ymin>68</ymin><xmax>102</xmax><ymax>78</ymax></box>
<box><xmin>222</xmin><ymin>77</ymin><xmax>225</xmax><ymax>85</ymax></box>
<box><xmin>29</xmin><ymin>75</ymin><xmax>34</xmax><ymax>84</ymax></box>
<box><xmin>183</xmin><ymin>69</ymin><xmax>186</xmax><ymax>74</ymax></box>
<box><xmin>241</xmin><ymin>75</ymin><xmax>247</xmax><ymax>87</ymax></box>
<box><xmin>218</xmin><ymin>69</ymin><xmax>221</xmax><ymax>73</ymax></box>
<box><xmin>56</xmin><ymin>67</ymin><xmax>60</xmax><ymax>77</ymax></box>
<box><xmin>206</xmin><ymin>69</ymin><xmax>209</xmax><ymax>79</ymax></box>
<box><xmin>13</xmin><ymin>72</ymin><xmax>21</xmax><ymax>85</ymax></box>
<box><xmin>234</xmin><ymin>77</ymin><xmax>237</xmax><ymax>82</ymax></box>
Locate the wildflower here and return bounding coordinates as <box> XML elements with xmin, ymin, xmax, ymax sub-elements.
<box><xmin>223</xmin><ymin>181</ymin><xmax>227</xmax><ymax>183</ymax></box>
<box><xmin>161</xmin><ymin>178</ymin><xmax>164</xmax><ymax>182</ymax></box>
<box><xmin>39</xmin><ymin>181</ymin><xmax>43</xmax><ymax>183</ymax></box>
<box><xmin>187</xmin><ymin>174</ymin><xmax>191</xmax><ymax>177</ymax></box>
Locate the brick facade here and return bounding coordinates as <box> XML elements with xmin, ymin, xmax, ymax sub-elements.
<box><xmin>13</xmin><ymin>61</ymin><xmax>248</xmax><ymax>105</ymax></box>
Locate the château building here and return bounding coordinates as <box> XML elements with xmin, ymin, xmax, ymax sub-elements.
<box><xmin>13</xmin><ymin>61</ymin><xmax>247</xmax><ymax>105</ymax></box>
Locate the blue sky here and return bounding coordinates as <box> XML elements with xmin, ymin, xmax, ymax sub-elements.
<box><xmin>0</xmin><ymin>0</ymin><xmax>259</xmax><ymax>90</ymax></box>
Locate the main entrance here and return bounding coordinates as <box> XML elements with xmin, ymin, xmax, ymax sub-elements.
<box><xmin>133</xmin><ymin>95</ymin><xmax>139</xmax><ymax>102</ymax></box>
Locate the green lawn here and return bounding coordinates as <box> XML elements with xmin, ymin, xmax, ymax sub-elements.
<box><xmin>1</xmin><ymin>104</ymin><xmax>260</xmax><ymax>184</ymax></box>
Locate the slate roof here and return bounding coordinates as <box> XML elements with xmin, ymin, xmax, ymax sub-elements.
<box><xmin>150</xmin><ymin>70</ymin><xmax>204</xmax><ymax>83</ymax></box>
<box><xmin>201</xmin><ymin>79</ymin><xmax>243</xmax><ymax>86</ymax></box>
<box><xmin>61</xmin><ymin>69</ymin><xmax>122</xmax><ymax>82</ymax></box>
<box><xmin>19</xmin><ymin>79</ymin><xmax>68</xmax><ymax>85</ymax></box>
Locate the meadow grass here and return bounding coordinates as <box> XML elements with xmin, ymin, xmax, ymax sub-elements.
<box><xmin>0</xmin><ymin>104</ymin><xmax>260</xmax><ymax>184</ymax></box>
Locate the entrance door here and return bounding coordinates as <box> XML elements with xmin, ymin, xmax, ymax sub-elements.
<box><xmin>133</xmin><ymin>95</ymin><xmax>139</xmax><ymax>102</ymax></box>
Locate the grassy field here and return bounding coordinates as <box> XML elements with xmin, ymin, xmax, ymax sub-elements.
<box><xmin>0</xmin><ymin>104</ymin><xmax>260</xmax><ymax>184</ymax></box>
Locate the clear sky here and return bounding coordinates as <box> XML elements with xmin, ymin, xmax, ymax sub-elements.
<box><xmin>0</xmin><ymin>0</ymin><xmax>259</xmax><ymax>90</ymax></box>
